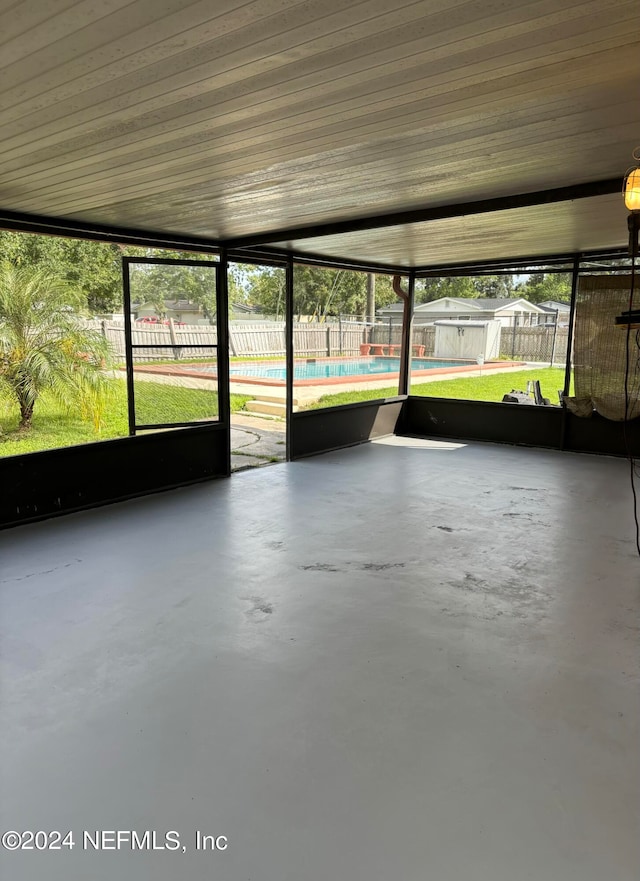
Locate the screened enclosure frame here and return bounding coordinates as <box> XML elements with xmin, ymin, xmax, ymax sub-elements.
<box><xmin>122</xmin><ymin>255</ymin><xmax>227</xmax><ymax>435</ymax></box>
<box><xmin>0</xmin><ymin>208</ymin><xmax>637</xmax><ymax>528</ymax></box>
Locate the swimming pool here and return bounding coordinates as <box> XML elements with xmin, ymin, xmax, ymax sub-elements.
<box><xmin>228</xmin><ymin>357</ymin><xmax>474</xmax><ymax>381</ymax></box>
<box><xmin>131</xmin><ymin>355</ymin><xmax>523</xmax><ymax>388</ymax></box>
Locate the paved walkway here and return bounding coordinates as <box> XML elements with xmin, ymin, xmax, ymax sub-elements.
<box><xmin>230</xmin><ymin>414</ymin><xmax>286</xmax><ymax>471</ymax></box>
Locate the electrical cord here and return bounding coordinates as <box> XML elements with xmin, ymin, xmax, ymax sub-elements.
<box><xmin>622</xmin><ymin>254</ymin><xmax>640</xmax><ymax>556</ymax></box>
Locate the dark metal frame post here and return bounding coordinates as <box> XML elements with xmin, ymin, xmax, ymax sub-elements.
<box><xmin>285</xmin><ymin>258</ymin><xmax>294</xmax><ymax>461</ymax></box>
<box><xmin>563</xmin><ymin>255</ymin><xmax>580</xmax><ymax>399</ymax></box>
<box><xmin>217</xmin><ymin>249</ymin><xmax>231</xmax><ymax>474</ymax></box>
<box><xmin>402</xmin><ymin>272</ymin><xmax>415</xmax><ymax>395</ymax></box>
<box><xmin>121</xmin><ymin>257</ymin><xmax>136</xmax><ymax>436</ymax></box>
<box><xmin>398</xmin><ymin>272</ymin><xmax>415</xmax><ymax>396</ymax></box>
<box><xmin>560</xmin><ymin>254</ymin><xmax>580</xmax><ymax>449</ymax></box>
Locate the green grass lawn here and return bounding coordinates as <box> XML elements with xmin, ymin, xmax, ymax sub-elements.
<box><xmin>1</xmin><ymin>367</ymin><xmax>571</xmax><ymax>457</ymax></box>
<box><xmin>0</xmin><ymin>380</ymin><xmax>250</xmax><ymax>458</ymax></box>
<box><xmin>305</xmin><ymin>367</ymin><xmax>570</xmax><ymax>409</ymax></box>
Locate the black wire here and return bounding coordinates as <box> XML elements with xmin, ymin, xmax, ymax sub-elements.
<box><xmin>622</xmin><ymin>248</ymin><xmax>640</xmax><ymax>557</ymax></box>
<box><xmin>629</xmin><ymin>459</ymin><xmax>640</xmax><ymax>557</ymax></box>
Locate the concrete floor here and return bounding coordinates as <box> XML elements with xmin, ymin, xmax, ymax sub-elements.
<box><xmin>1</xmin><ymin>439</ymin><xmax>638</xmax><ymax>881</ymax></box>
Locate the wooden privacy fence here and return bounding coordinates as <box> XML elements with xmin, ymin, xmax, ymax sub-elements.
<box><xmin>86</xmin><ymin>320</ymin><xmax>373</xmax><ymax>359</ymax></box>
<box><xmin>84</xmin><ymin>320</ymin><xmax>218</xmax><ymax>360</ymax></box>
<box><xmin>84</xmin><ymin>319</ymin><xmax>569</xmax><ymax>364</ymax></box>
<box><xmin>498</xmin><ymin>324</ymin><xmax>568</xmax><ymax>365</ymax></box>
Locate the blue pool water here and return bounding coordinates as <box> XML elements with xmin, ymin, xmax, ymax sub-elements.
<box><xmin>227</xmin><ymin>357</ymin><xmax>472</xmax><ymax>381</ymax></box>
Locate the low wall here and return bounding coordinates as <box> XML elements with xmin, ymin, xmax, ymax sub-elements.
<box><xmin>0</xmin><ymin>424</ymin><xmax>229</xmax><ymax>529</ymax></box>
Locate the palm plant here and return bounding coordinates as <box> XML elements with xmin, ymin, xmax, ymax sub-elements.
<box><xmin>0</xmin><ymin>263</ymin><xmax>113</xmax><ymax>432</ymax></box>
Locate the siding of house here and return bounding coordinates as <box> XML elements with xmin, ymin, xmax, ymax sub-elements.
<box><xmin>383</xmin><ymin>307</ymin><xmax>544</xmax><ymax>326</ymax></box>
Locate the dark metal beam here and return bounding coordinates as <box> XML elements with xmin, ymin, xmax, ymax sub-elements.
<box><xmin>0</xmin><ymin>208</ymin><xmax>222</xmax><ymax>253</ymax></box>
<box><xmin>414</xmin><ymin>247</ymin><xmax>628</xmax><ymax>276</ymax></box>
<box><xmin>415</xmin><ymin>254</ymin><xmax>578</xmax><ymax>276</ymax></box>
<box><xmin>222</xmin><ymin>179</ymin><xmax>623</xmax><ymax>249</ymax></box>
<box><xmin>231</xmin><ymin>244</ymin><xmax>407</xmax><ymax>275</ymax></box>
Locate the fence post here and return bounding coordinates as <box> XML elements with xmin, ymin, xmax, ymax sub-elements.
<box><xmin>388</xmin><ymin>316</ymin><xmax>392</xmax><ymax>347</ymax></box>
<box><xmin>228</xmin><ymin>325</ymin><xmax>237</xmax><ymax>356</ymax></box>
<box><xmin>168</xmin><ymin>317</ymin><xmax>181</xmax><ymax>360</ymax></box>
<box><xmin>511</xmin><ymin>315</ymin><xmax>518</xmax><ymax>359</ymax></box>
<box><xmin>338</xmin><ymin>315</ymin><xmax>343</xmax><ymax>354</ymax></box>
<box><xmin>550</xmin><ymin>310</ymin><xmax>559</xmax><ymax>366</ymax></box>
<box><xmin>326</xmin><ymin>325</ymin><xmax>331</xmax><ymax>357</ymax></box>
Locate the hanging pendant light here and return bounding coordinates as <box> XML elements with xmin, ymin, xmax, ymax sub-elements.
<box><xmin>624</xmin><ymin>164</ymin><xmax>640</xmax><ymax>212</ymax></box>
<box><xmin>616</xmin><ymin>148</ymin><xmax>640</xmax><ymax>325</ymax></box>
<box><xmin>624</xmin><ymin>148</ymin><xmax>640</xmax><ymax>258</ymax></box>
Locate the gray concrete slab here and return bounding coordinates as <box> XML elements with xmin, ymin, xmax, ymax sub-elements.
<box><xmin>230</xmin><ymin>420</ymin><xmax>286</xmax><ymax>471</ymax></box>
<box><xmin>230</xmin><ymin>452</ymin><xmax>268</xmax><ymax>470</ymax></box>
<box><xmin>1</xmin><ymin>441</ymin><xmax>638</xmax><ymax>881</ymax></box>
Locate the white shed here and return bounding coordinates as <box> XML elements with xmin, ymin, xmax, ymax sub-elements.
<box><xmin>433</xmin><ymin>319</ymin><xmax>502</xmax><ymax>361</ymax></box>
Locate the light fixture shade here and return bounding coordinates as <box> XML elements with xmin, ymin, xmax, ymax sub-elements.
<box><xmin>624</xmin><ymin>167</ymin><xmax>640</xmax><ymax>211</ymax></box>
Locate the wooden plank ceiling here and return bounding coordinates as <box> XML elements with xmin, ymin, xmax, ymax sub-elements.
<box><xmin>0</xmin><ymin>0</ymin><xmax>638</xmax><ymax>266</ymax></box>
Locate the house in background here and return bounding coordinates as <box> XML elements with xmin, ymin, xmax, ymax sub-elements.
<box><xmin>134</xmin><ymin>299</ymin><xmax>266</xmax><ymax>324</ymax></box>
<box><xmin>379</xmin><ymin>297</ymin><xmax>548</xmax><ymax>327</ymax></box>
<box><xmin>135</xmin><ymin>298</ymin><xmax>209</xmax><ymax>324</ymax></box>
<box><xmin>538</xmin><ymin>300</ymin><xmax>571</xmax><ymax>325</ymax></box>
<box><xmin>230</xmin><ymin>302</ymin><xmax>266</xmax><ymax>321</ymax></box>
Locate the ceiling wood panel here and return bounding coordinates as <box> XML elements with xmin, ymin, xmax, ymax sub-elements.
<box><xmin>0</xmin><ymin>0</ymin><xmax>638</xmax><ymax>265</ymax></box>
<box><xmin>0</xmin><ymin>0</ymin><xmax>611</xmax><ymax>131</ymax></box>
<box><xmin>6</xmin><ymin>54</ymin><xmax>635</xmax><ymax>209</ymax></box>
<box><xmin>268</xmin><ymin>195</ymin><xmax>628</xmax><ymax>267</ymax></box>
<box><xmin>2</xmin><ymin>3</ymin><xmax>633</xmax><ymax>170</ymax></box>
<box><xmin>3</xmin><ymin>18</ymin><xmax>634</xmax><ymax>178</ymax></box>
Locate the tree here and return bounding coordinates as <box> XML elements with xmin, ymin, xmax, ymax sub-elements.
<box><xmin>415</xmin><ymin>274</ymin><xmax>519</xmax><ymax>303</ymax></box>
<box><xmin>516</xmin><ymin>273</ymin><xmax>571</xmax><ymax>304</ymax></box>
<box><xmin>370</xmin><ymin>274</ymin><xmax>402</xmax><ymax>315</ymax></box>
<box><xmin>416</xmin><ymin>276</ymin><xmax>478</xmax><ymax>303</ymax></box>
<box><xmin>0</xmin><ymin>264</ymin><xmax>112</xmax><ymax>432</ymax></box>
<box><xmin>127</xmin><ymin>249</ymin><xmax>222</xmax><ymax>323</ymax></box>
<box><xmin>0</xmin><ymin>232</ymin><xmax>239</xmax><ymax>323</ymax></box>
<box><xmin>242</xmin><ymin>265</ymin><xmax>286</xmax><ymax>319</ymax></box>
<box><xmin>474</xmin><ymin>275</ymin><xmax>516</xmax><ymax>298</ymax></box>
<box><xmin>245</xmin><ymin>265</ymin><xmax>398</xmax><ymax>319</ymax></box>
<box><xmin>61</xmin><ymin>239</ymin><xmax>124</xmax><ymax>314</ymax></box>
<box><xmin>0</xmin><ymin>231</ymin><xmax>124</xmax><ymax>314</ymax></box>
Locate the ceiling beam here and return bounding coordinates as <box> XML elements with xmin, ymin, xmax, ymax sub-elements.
<box><xmin>230</xmin><ymin>244</ymin><xmax>407</xmax><ymax>274</ymax></box>
<box><xmin>222</xmin><ymin>178</ymin><xmax>623</xmax><ymax>249</ymax></box>
<box><xmin>413</xmin><ymin>247</ymin><xmax>628</xmax><ymax>276</ymax></box>
<box><xmin>0</xmin><ymin>208</ymin><xmax>222</xmax><ymax>253</ymax></box>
